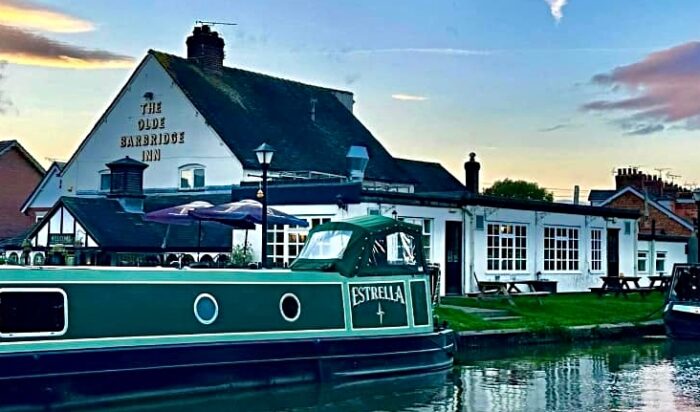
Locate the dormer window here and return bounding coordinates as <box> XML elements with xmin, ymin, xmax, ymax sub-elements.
<box><xmin>179</xmin><ymin>164</ymin><xmax>205</xmax><ymax>190</ymax></box>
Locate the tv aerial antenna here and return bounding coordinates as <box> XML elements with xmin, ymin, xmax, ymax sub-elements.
<box><xmin>195</xmin><ymin>20</ymin><xmax>238</xmax><ymax>27</ymax></box>
<box><xmin>667</xmin><ymin>173</ymin><xmax>682</xmax><ymax>183</ymax></box>
<box><xmin>654</xmin><ymin>167</ymin><xmax>670</xmax><ymax>178</ymax></box>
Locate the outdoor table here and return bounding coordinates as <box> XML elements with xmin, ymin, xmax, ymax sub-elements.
<box><xmin>647</xmin><ymin>275</ymin><xmax>672</xmax><ymax>291</ymax></box>
<box><xmin>477</xmin><ymin>281</ymin><xmax>510</xmax><ymax>295</ymax></box>
<box><xmin>593</xmin><ymin>276</ymin><xmax>651</xmax><ymax>298</ymax></box>
<box><xmin>506</xmin><ymin>280</ymin><xmax>558</xmax><ymax>294</ymax></box>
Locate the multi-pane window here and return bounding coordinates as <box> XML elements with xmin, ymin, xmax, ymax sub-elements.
<box><xmin>398</xmin><ymin>218</ymin><xmax>433</xmax><ymax>262</ymax></box>
<box><xmin>637</xmin><ymin>251</ymin><xmax>648</xmax><ymax>272</ymax></box>
<box><xmin>544</xmin><ymin>227</ymin><xmax>579</xmax><ymax>271</ymax></box>
<box><xmin>267</xmin><ymin>217</ymin><xmax>331</xmax><ymax>267</ymax></box>
<box><xmin>590</xmin><ymin>229</ymin><xmax>603</xmax><ymax>272</ymax></box>
<box><xmin>656</xmin><ymin>251</ymin><xmax>667</xmax><ymax>273</ymax></box>
<box><xmin>179</xmin><ymin>166</ymin><xmax>205</xmax><ymax>190</ymax></box>
<box><xmin>486</xmin><ymin>223</ymin><xmax>527</xmax><ymax>272</ymax></box>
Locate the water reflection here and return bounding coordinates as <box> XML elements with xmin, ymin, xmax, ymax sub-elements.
<box><xmin>69</xmin><ymin>339</ymin><xmax>700</xmax><ymax>412</ymax></box>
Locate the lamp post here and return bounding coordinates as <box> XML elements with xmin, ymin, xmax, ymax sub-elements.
<box><xmin>255</xmin><ymin>143</ymin><xmax>276</xmax><ymax>268</ymax></box>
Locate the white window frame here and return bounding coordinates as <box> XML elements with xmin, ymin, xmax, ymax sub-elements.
<box><xmin>656</xmin><ymin>251</ymin><xmax>667</xmax><ymax>274</ymax></box>
<box><xmin>637</xmin><ymin>251</ymin><xmax>648</xmax><ymax>273</ymax></box>
<box><xmin>178</xmin><ymin>164</ymin><xmax>206</xmax><ymax>191</ymax></box>
<box><xmin>486</xmin><ymin>223</ymin><xmax>528</xmax><ymax>273</ymax></box>
<box><xmin>268</xmin><ymin>217</ymin><xmax>332</xmax><ymax>267</ymax></box>
<box><xmin>0</xmin><ymin>288</ymin><xmax>68</xmax><ymax>338</ymax></box>
<box><xmin>590</xmin><ymin>228</ymin><xmax>603</xmax><ymax>272</ymax></box>
<box><xmin>544</xmin><ymin>226</ymin><xmax>580</xmax><ymax>272</ymax></box>
<box><xmin>398</xmin><ymin>217</ymin><xmax>433</xmax><ymax>263</ymax></box>
<box><xmin>98</xmin><ymin>169</ymin><xmax>111</xmax><ymax>192</ymax></box>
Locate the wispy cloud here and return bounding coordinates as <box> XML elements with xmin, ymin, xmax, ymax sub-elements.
<box><xmin>624</xmin><ymin>124</ymin><xmax>665</xmax><ymax>136</ymax></box>
<box><xmin>0</xmin><ymin>24</ymin><xmax>133</xmax><ymax>69</ymax></box>
<box><xmin>582</xmin><ymin>41</ymin><xmax>700</xmax><ymax>135</ymax></box>
<box><xmin>344</xmin><ymin>48</ymin><xmax>493</xmax><ymax>57</ymax></box>
<box><xmin>539</xmin><ymin>123</ymin><xmax>569</xmax><ymax>133</ymax></box>
<box><xmin>0</xmin><ymin>61</ymin><xmax>14</xmax><ymax>114</ymax></box>
<box><xmin>391</xmin><ymin>94</ymin><xmax>428</xmax><ymax>101</ymax></box>
<box><xmin>545</xmin><ymin>0</ymin><xmax>568</xmax><ymax>23</ymax></box>
<box><xmin>0</xmin><ymin>0</ymin><xmax>93</xmax><ymax>33</ymax></box>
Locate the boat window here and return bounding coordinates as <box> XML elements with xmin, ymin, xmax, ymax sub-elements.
<box><xmin>297</xmin><ymin>230</ymin><xmax>352</xmax><ymax>260</ymax></box>
<box><xmin>671</xmin><ymin>266</ymin><xmax>700</xmax><ymax>302</ymax></box>
<box><xmin>193</xmin><ymin>293</ymin><xmax>219</xmax><ymax>325</ymax></box>
<box><xmin>0</xmin><ymin>289</ymin><xmax>67</xmax><ymax>337</ymax></box>
<box><xmin>369</xmin><ymin>231</ymin><xmax>418</xmax><ymax>267</ymax></box>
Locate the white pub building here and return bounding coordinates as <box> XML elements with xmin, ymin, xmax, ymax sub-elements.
<box><xmin>19</xmin><ymin>25</ymin><xmax>640</xmax><ymax>294</ymax></box>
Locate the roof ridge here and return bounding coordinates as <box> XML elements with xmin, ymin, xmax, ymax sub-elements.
<box><xmin>148</xmin><ymin>49</ymin><xmax>353</xmax><ymax>95</ymax></box>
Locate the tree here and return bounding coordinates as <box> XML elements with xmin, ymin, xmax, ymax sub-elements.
<box><xmin>484</xmin><ymin>179</ymin><xmax>554</xmax><ymax>202</ymax></box>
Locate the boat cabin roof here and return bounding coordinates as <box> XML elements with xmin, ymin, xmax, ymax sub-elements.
<box><xmin>290</xmin><ymin>215</ymin><xmax>428</xmax><ymax>277</ymax></box>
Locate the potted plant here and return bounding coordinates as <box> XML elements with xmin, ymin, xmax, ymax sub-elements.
<box><xmin>230</xmin><ymin>243</ymin><xmax>253</xmax><ymax>268</ymax></box>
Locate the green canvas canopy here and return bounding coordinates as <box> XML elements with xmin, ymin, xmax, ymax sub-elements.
<box><xmin>290</xmin><ymin>215</ymin><xmax>427</xmax><ymax>277</ymax></box>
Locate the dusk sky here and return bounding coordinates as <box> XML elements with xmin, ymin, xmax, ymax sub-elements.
<box><xmin>2</xmin><ymin>0</ymin><xmax>700</xmax><ymax>199</ymax></box>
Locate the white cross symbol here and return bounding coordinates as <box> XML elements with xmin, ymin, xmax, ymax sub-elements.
<box><xmin>376</xmin><ymin>302</ymin><xmax>385</xmax><ymax>325</ymax></box>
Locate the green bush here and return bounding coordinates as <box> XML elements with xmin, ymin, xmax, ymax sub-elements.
<box><xmin>230</xmin><ymin>243</ymin><xmax>254</xmax><ymax>268</ymax></box>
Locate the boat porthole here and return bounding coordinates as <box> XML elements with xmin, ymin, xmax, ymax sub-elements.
<box><xmin>279</xmin><ymin>293</ymin><xmax>301</xmax><ymax>322</ymax></box>
<box><xmin>194</xmin><ymin>293</ymin><xmax>219</xmax><ymax>325</ymax></box>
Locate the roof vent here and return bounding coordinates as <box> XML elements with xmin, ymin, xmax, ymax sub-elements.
<box><xmin>106</xmin><ymin>156</ymin><xmax>148</xmax><ymax>213</ymax></box>
<box><xmin>346</xmin><ymin>146</ymin><xmax>369</xmax><ymax>181</ymax></box>
<box><xmin>186</xmin><ymin>24</ymin><xmax>225</xmax><ymax>72</ymax></box>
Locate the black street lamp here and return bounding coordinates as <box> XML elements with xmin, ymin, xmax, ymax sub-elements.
<box><xmin>255</xmin><ymin>143</ymin><xmax>276</xmax><ymax>268</ymax></box>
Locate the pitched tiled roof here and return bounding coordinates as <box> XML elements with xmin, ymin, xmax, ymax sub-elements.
<box><xmin>0</xmin><ymin>139</ymin><xmax>45</xmax><ymax>175</ymax></box>
<box><xmin>0</xmin><ymin>140</ymin><xmax>15</xmax><ymax>154</ymax></box>
<box><xmin>587</xmin><ymin>189</ymin><xmax>617</xmax><ymax>204</ymax></box>
<box><xmin>395</xmin><ymin>158</ymin><xmax>464</xmax><ymax>193</ymax></box>
<box><xmin>151</xmin><ymin>50</ymin><xmax>414</xmax><ymax>184</ymax></box>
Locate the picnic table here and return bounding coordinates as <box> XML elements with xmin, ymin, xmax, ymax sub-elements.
<box><xmin>590</xmin><ymin>276</ymin><xmax>653</xmax><ymax>297</ymax></box>
<box><xmin>476</xmin><ymin>280</ymin><xmax>556</xmax><ymax>295</ymax></box>
<box><xmin>647</xmin><ymin>275</ymin><xmax>672</xmax><ymax>291</ymax></box>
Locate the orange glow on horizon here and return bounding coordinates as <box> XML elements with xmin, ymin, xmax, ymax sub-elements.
<box><xmin>0</xmin><ymin>4</ymin><xmax>94</xmax><ymax>33</ymax></box>
<box><xmin>0</xmin><ymin>52</ymin><xmax>134</xmax><ymax>69</ymax></box>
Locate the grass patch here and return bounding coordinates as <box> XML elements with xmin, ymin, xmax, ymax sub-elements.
<box><xmin>436</xmin><ymin>292</ymin><xmax>665</xmax><ymax>332</ymax></box>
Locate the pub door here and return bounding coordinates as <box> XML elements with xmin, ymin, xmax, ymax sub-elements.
<box><xmin>445</xmin><ymin>221</ymin><xmax>464</xmax><ymax>295</ymax></box>
<box><xmin>607</xmin><ymin>228</ymin><xmax>620</xmax><ymax>277</ymax></box>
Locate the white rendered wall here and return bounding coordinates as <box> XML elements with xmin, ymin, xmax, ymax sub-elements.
<box><xmin>637</xmin><ymin>239</ymin><xmax>687</xmax><ymax>280</ymax></box>
<box><xmin>465</xmin><ymin>206</ymin><xmax>637</xmax><ymax>293</ymax></box>
<box><xmin>59</xmin><ymin>55</ymin><xmax>243</xmax><ymax>197</ymax></box>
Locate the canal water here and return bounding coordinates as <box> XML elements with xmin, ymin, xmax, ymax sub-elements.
<box><xmin>88</xmin><ymin>338</ymin><xmax>700</xmax><ymax>412</ymax></box>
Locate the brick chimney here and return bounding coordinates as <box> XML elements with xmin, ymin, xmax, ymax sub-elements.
<box><xmin>464</xmin><ymin>152</ymin><xmax>480</xmax><ymax>194</ymax></box>
<box><xmin>106</xmin><ymin>156</ymin><xmax>148</xmax><ymax>213</ymax></box>
<box><xmin>186</xmin><ymin>25</ymin><xmax>225</xmax><ymax>72</ymax></box>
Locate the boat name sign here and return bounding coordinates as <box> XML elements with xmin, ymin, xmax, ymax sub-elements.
<box><xmin>350</xmin><ymin>284</ymin><xmax>405</xmax><ymax>307</ymax></box>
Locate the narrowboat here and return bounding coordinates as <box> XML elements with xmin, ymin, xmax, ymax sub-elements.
<box><xmin>664</xmin><ymin>263</ymin><xmax>700</xmax><ymax>339</ymax></box>
<box><xmin>0</xmin><ymin>216</ymin><xmax>455</xmax><ymax>408</ymax></box>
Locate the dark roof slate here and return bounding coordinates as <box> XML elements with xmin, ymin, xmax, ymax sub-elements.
<box><xmin>395</xmin><ymin>158</ymin><xmax>464</xmax><ymax>193</ymax></box>
<box><xmin>151</xmin><ymin>50</ymin><xmax>413</xmax><ymax>184</ymax></box>
<box><xmin>56</xmin><ymin>196</ymin><xmax>232</xmax><ymax>252</ymax></box>
<box><xmin>587</xmin><ymin>189</ymin><xmax>617</xmax><ymax>203</ymax></box>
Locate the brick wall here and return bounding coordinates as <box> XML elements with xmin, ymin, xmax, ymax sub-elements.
<box><xmin>0</xmin><ymin>148</ymin><xmax>43</xmax><ymax>238</ymax></box>
<box><xmin>607</xmin><ymin>192</ymin><xmax>692</xmax><ymax>237</ymax></box>
<box><xmin>674</xmin><ymin>202</ymin><xmax>698</xmax><ymax>223</ymax></box>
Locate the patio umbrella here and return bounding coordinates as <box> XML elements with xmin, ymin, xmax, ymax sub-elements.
<box><xmin>189</xmin><ymin>199</ymin><xmax>309</xmax><ymax>228</ymax></box>
<box><xmin>143</xmin><ymin>201</ymin><xmax>215</xmax><ymax>256</ymax></box>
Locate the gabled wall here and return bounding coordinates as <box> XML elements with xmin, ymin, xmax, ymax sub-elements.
<box><xmin>59</xmin><ymin>55</ymin><xmax>243</xmax><ymax>198</ymax></box>
<box><xmin>0</xmin><ymin>147</ymin><xmax>43</xmax><ymax>238</ymax></box>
